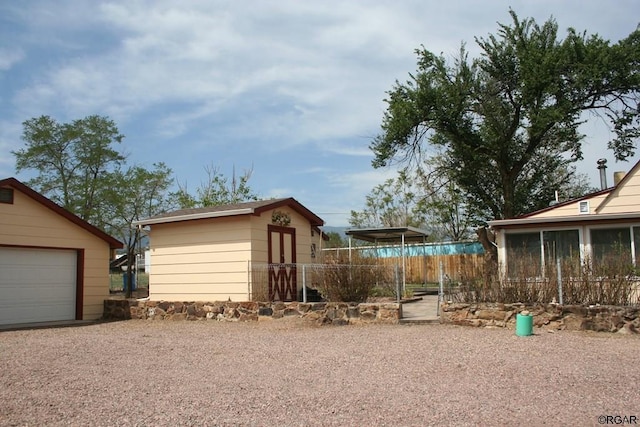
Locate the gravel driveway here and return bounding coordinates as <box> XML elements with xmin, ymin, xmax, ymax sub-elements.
<box><xmin>1</xmin><ymin>319</ymin><xmax>639</xmax><ymax>426</ymax></box>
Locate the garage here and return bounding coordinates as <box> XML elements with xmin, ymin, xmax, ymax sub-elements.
<box><xmin>0</xmin><ymin>247</ymin><xmax>78</xmax><ymax>325</ymax></box>
<box><xmin>1</xmin><ymin>178</ymin><xmax>122</xmax><ymax>326</ymax></box>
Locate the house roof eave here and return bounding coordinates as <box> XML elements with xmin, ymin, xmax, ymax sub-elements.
<box><xmin>489</xmin><ymin>212</ymin><xmax>640</xmax><ymax>229</ymax></box>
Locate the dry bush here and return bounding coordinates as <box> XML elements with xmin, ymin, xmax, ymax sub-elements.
<box><xmin>312</xmin><ymin>252</ymin><xmax>395</xmax><ymax>302</ymax></box>
<box><xmin>446</xmin><ymin>248</ymin><xmax>639</xmax><ymax>306</ymax></box>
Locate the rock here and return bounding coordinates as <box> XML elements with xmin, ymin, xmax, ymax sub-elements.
<box><xmin>283</xmin><ymin>307</ymin><xmax>299</xmax><ymax>317</ymax></box>
<box><xmin>347</xmin><ymin>307</ymin><xmax>360</xmax><ymax>319</ymax></box>
<box><xmin>298</xmin><ymin>303</ymin><xmax>311</xmax><ymax>313</ymax></box>
<box><xmin>239</xmin><ymin>313</ymin><xmax>258</xmax><ymax>322</ymax></box>
<box><xmin>239</xmin><ymin>301</ymin><xmax>258</xmax><ymax>311</ymax></box>
<box><xmin>476</xmin><ymin>309</ymin><xmax>506</xmax><ymax>321</ymax></box>
<box><xmin>617</xmin><ymin>323</ymin><xmax>637</xmax><ymax>334</ymax></box>
<box><xmin>168</xmin><ymin>313</ymin><xmax>187</xmax><ymax>321</ymax></box>
<box><xmin>302</xmin><ymin>311</ymin><xmax>322</xmax><ymax>321</ymax></box>
<box><xmin>360</xmin><ymin>311</ymin><xmax>377</xmax><ymax>321</ymax></box>
<box><xmin>258</xmin><ymin>307</ymin><xmax>273</xmax><ymax>316</ymax></box>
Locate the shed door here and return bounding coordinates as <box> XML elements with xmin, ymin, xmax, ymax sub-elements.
<box><xmin>268</xmin><ymin>225</ymin><xmax>297</xmax><ymax>301</ymax></box>
<box><xmin>0</xmin><ymin>247</ymin><xmax>77</xmax><ymax>325</ymax></box>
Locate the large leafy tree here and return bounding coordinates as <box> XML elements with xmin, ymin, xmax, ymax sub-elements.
<box><xmin>371</xmin><ymin>10</ymin><xmax>640</xmax><ymax>221</ymax></box>
<box><xmin>13</xmin><ymin>115</ymin><xmax>125</xmax><ymax>229</ymax></box>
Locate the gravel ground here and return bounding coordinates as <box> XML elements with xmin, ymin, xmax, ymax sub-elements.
<box><xmin>1</xmin><ymin>319</ymin><xmax>639</xmax><ymax>427</ymax></box>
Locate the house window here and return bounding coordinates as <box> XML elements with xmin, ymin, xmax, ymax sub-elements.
<box><xmin>590</xmin><ymin>227</ymin><xmax>632</xmax><ymax>266</ymax></box>
<box><xmin>506</xmin><ymin>232</ymin><xmax>541</xmax><ymax>276</ymax></box>
<box><xmin>0</xmin><ymin>188</ymin><xmax>13</xmax><ymax>204</ymax></box>
<box><xmin>543</xmin><ymin>229</ymin><xmax>580</xmax><ymax>267</ymax></box>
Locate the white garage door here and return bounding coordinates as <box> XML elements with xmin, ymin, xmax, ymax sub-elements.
<box><xmin>0</xmin><ymin>247</ymin><xmax>77</xmax><ymax>325</ymax></box>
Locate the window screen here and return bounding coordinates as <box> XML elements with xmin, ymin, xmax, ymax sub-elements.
<box><xmin>590</xmin><ymin>227</ymin><xmax>632</xmax><ymax>265</ymax></box>
<box><xmin>505</xmin><ymin>232</ymin><xmax>541</xmax><ymax>276</ymax></box>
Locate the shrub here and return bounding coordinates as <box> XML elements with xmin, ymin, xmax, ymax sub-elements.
<box><xmin>313</xmin><ymin>252</ymin><xmax>394</xmax><ymax>302</ymax></box>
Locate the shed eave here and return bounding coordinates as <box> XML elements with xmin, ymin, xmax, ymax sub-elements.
<box><xmin>133</xmin><ymin>208</ymin><xmax>254</xmax><ymax>226</ymax></box>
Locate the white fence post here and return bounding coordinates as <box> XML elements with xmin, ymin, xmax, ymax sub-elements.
<box><xmin>302</xmin><ymin>264</ymin><xmax>307</xmax><ymax>303</ymax></box>
<box><xmin>395</xmin><ymin>265</ymin><xmax>401</xmax><ymax>303</ymax></box>
<box><xmin>438</xmin><ymin>261</ymin><xmax>444</xmax><ymax>316</ymax></box>
<box><xmin>557</xmin><ymin>258</ymin><xmax>563</xmax><ymax>305</ymax></box>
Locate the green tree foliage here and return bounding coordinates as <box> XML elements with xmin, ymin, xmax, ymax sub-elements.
<box><xmin>13</xmin><ymin>115</ymin><xmax>125</xmax><ymax>228</ymax></box>
<box><xmin>371</xmin><ymin>10</ymin><xmax>640</xmax><ymax>220</ymax></box>
<box><xmin>349</xmin><ymin>170</ymin><xmax>424</xmax><ymax>228</ymax></box>
<box><xmin>414</xmin><ymin>157</ymin><xmax>475</xmax><ymax>241</ymax></box>
<box><xmin>104</xmin><ymin>163</ymin><xmax>174</xmax><ymax>297</ymax></box>
<box><xmin>173</xmin><ymin>164</ymin><xmax>259</xmax><ymax>208</ymax></box>
<box><xmin>348</xmin><ymin>165</ymin><xmax>475</xmax><ymax>241</ymax></box>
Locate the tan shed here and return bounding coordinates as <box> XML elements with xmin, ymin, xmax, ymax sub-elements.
<box><xmin>0</xmin><ymin>178</ymin><xmax>123</xmax><ymax>326</ymax></box>
<box><xmin>135</xmin><ymin>198</ymin><xmax>325</xmax><ymax>302</ymax></box>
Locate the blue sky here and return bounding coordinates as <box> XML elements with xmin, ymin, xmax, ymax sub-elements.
<box><xmin>1</xmin><ymin>1</ymin><xmax>638</xmax><ymax>226</ymax></box>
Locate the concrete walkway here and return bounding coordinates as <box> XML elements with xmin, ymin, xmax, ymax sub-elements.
<box><xmin>400</xmin><ymin>294</ymin><xmax>441</xmax><ymax>324</ymax></box>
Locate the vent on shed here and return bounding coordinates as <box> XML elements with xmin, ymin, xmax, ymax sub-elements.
<box><xmin>0</xmin><ymin>188</ymin><xmax>13</xmax><ymax>204</ymax></box>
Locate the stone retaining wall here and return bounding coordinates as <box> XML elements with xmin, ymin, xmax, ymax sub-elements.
<box><xmin>441</xmin><ymin>301</ymin><xmax>640</xmax><ymax>333</ymax></box>
<box><xmin>103</xmin><ymin>299</ymin><xmax>402</xmax><ymax>325</ymax></box>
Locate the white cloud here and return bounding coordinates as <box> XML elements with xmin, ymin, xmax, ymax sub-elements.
<box><xmin>0</xmin><ymin>48</ymin><xmax>24</xmax><ymax>71</ymax></box>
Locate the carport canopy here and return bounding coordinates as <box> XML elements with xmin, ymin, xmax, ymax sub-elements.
<box><xmin>344</xmin><ymin>226</ymin><xmax>430</xmax><ymax>297</ymax></box>
<box><xmin>345</xmin><ymin>226</ymin><xmax>430</xmax><ymax>244</ymax></box>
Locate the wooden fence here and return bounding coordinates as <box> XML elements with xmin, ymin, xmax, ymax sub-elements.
<box><xmin>375</xmin><ymin>253</ymin><xmax>484</xmax><ymax>284</ymax></box>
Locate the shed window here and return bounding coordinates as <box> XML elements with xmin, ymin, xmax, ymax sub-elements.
<box><xmin>0</xmin><ymin>188</ymin><xmax>13</xmax><ymax>204</ymax></box>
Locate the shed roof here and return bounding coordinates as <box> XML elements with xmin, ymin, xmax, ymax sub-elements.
<box><xmin>134</xmin><ymin>197</ymin><xmax>324</xmax><ymax>227</ymax></box>
<box><xmin>0</xmin><ymin>177</ymin><xmax>123</xmax><ymax>249</ymax></box>
<box><xmin>345</xmin><ymin>226</ymin><xmax>430</xmax><ymax>243</ymax></box>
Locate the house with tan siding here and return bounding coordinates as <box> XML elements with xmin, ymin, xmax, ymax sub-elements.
<box><xmin>489</xmin><ymin>160</ymin><xmax>640</xmax><ymax>276</ymax></box>
<box><xmin>0</xmin><ymin>178</ymin><xmax>123</xmax><ymax>326</ymax></box>
<box><xmin>134</xmin><ymin>198</ymin><xmax>324</xmax><ymax>302</ymax></box>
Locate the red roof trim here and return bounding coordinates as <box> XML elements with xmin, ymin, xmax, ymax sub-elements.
<box><xmin>253</xmin><ymin>197</ymin><xmax>324</xmax><ymax>226</ymax></box>
<box><xmin>0</xmin><ymin>177</ymin><xmax>123</xmax><ymax>249</ymax></box>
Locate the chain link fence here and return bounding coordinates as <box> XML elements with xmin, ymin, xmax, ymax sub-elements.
<box><xmin>249</xmin><ymin>262</ymin><xmax>401</xmax><ymax>303</ymax></box>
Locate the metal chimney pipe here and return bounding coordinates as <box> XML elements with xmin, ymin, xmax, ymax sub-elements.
<box><xmin>597</xmin><ymin>158</ymin><xmax>608</xmax><ymax>190</ymax></box>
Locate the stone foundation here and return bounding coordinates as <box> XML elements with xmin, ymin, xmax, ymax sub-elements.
<box><xmin>441</xmin><ymin>301</ymin><xmax>640</xmax><ymax>334</ymax></box>
<box><xmin>103</xmin><ymin>299</ymin><xmax>402</xmax><ymax>325</ymax></box>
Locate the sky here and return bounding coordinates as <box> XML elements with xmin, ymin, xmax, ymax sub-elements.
<box><xmin>1</xmin><ymin>1</ymin><xmax>638</xmax><ymax>227</ymax></box>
